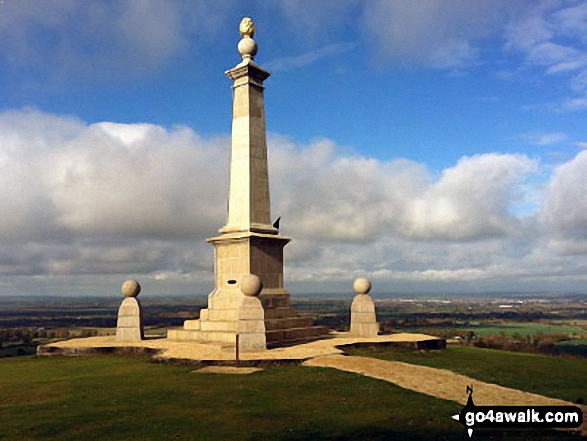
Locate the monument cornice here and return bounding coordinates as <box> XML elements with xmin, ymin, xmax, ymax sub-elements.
<box><xmin>206</xmin><ymin>231</ymin><xmax>292</xmax><ymax>245</ymax></box>
<box><xmin>225</xmin><ymin>59</ymin><xmax>270</xmax><ymax>86</ymax></box>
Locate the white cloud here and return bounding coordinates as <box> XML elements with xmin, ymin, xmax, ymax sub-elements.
<box><xmin>0</xmin><ymin>109</ymin><xmax>228</xmax><ymax>278</ymax></box>
<box><xmin>361</xmin><ymin>0</ymin><xmax>519</xmax><ymax>70</ymax></box>
<box><xmin>562</xmin><ymin>96</ymin><xmax>587</xmax><ymax>110</ymax></box>
<box><xmin>270</xmin><ymin>142</ymin><xmax>538</xmax><ymax>243</ymax></box>
<box><xmin>96</xmin><ymin>123</ymin><xmax>155</xmax><ymax>147</ymax></box>
<box><xmin>1</xmin><ymin>109</ymin><xmax>587</xmax><ymax>294</ymax></box>
<box><xmin>520</xmin><ymin>132</ymin><xmax>568</xmax><ymax>145</ymax></box>
<box><xmin>542</xmin><ymin>149</ymin><xmax>587</xmax><ymax>243</ymax></box>
<box><xmin>537</xmin><ymin>132</ymin><xmax>568</xmax><ymax>145</ymax></box>
<box><xmin>504</xmin><ymin>12</ymin><xmax>552</xmax><ymax>52</ymax></box>
<box><xmin>427</xmin><ymin>40</ymin><xmax>480</xmax><ymax>70</ymax></box>
<box><xmin>552</xmin><ymin>1</ymin><xmax>587</xmax><ymax>42</ymax></box>
<box><xmin>404</xmin><ymin>154</ymin><xmax>536</xmax><ymax>240</ymax></box>
<box><xmin>504</xmin><ymin>1</ymin><xmax>587</xmax><ymax>111</ymax></box>
<box><xmin>269</xmin><ymin>136</ymin><xmax>430</xmax><ymax>242</ymax></box>
<box><xmin>0</xmin><ymin>1</ymin><xmax>233</xmax><ymax>81</ymax></box>
<box><xmin>278</xmin><ymin>0</ymin><xmax>359</xmax><ymax>39</ymax></box>
<box><xmin>265</xmin><ymin>42</ymin><xmax>357</xmax><ymax>72</ymax></box>
<box><xmin>47</xmin><ymin>123</ymin><xmax>228</xmax><ymax>239</ymax></box>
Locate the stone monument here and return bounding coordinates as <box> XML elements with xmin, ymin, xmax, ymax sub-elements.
<box><xmin>350</xmin><ymin>278</ymin><xmax>379</xmax><ymax>337</ymax></box>
<box><xmin>168</xmin><ymin>18</ymin><xmax>328</xmax><ymax>347</ymax></box>
<box><xmin>116</xmin><ymin>279</ymin><xmax>144</xmax><ymax>342</ymax></box>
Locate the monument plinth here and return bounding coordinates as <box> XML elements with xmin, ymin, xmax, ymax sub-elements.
<box><xmin>168</xmin><ymin>18</ymin><xmax>329</xmax><ymax>347</ymax></box>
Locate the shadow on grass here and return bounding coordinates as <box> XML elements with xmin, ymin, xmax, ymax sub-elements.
<box><xmin>276</xmin><ymin>426</ymin><xmax>451</xmax><ymax>441</ymax></box>
<box><xmin>274</xmin><ymin>426</ymin><xmax>578</xmax><ymax>441</ymax></box>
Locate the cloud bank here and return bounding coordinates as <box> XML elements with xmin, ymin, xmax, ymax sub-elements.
<box><xmin>1</xmin><ymin>109</ymin><xmax>586</xmax><ymax>294</ymax></box>
<box><xmin>0</xmin><ymin>0</ymin><xmax>234</xmax><ymax>82</ymax></box>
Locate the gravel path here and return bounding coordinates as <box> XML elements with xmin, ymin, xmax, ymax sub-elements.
<box><xmin>303</xmin><ymin>354</ymin><xmax>587</xmax><ymax>436</ymax></box>
<box><xmin>303</xmin><ymin>354</ymin><xmax>574</xmax><ymax>407</ymax></box>
<box><xmin>303</xmin><ymin>354</ymin><xmax>586</xmax><ymax>435</ymax></box>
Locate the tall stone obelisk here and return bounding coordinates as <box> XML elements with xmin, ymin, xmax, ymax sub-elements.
<box><xmin>210</xmin><ymin>16</ymin><xmax>291</xmax><ymax>308</ymax></box>
<box><xmin>168</xmin><ymin>18</ymin><xmax>328</xmax><ymax>346</ymax></box>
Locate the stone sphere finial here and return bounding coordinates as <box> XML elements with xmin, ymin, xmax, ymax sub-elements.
<box><xmin>241</xmin><ymin>274</ymin><xmax>263</xmax><ymax>297</ymax></box>
<box><xmin>239</xmin><ymin>17</ymin><xmax>255</xmax><ymax>38</ymax></box>
<box><xmin>237</xmin><ymin>17</ymin><xmax>258</xmax><ymax>60</ymax></box>
<box><xmin>122</xmin><ymin>279</ymin><xmax>141</xmax><ymax>298</ymax></box>
<box><xmin>353</xmin><ymin>277</ymin><xmax>371</xmax><ymax>295</ymax></box>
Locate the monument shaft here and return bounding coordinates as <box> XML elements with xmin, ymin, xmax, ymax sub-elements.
<box><xmin>224</xmin><ymin>63</ymin><xmax>272</xmax><ymax>233</ymax></box>
<box><xmin>210</xmin><ymin>57</ymin><xmax>290</xmax><ymax>302</ymax></box>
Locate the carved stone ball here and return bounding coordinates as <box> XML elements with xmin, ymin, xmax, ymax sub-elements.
<box><xmin>241</xmin><ymin>274</ymin><xmax>263</xmax><ymax>297</ymax></box>
<box><xmin>353</xmin><ymin>277</ymin><xmax>371</xmax><ymax>295</ymax></box>
<box><xmin>122</xmin><ymin>279</ymin><xmax>141</xmax><ymax>298</ymax></box>
<box><xmin>238</xmin><ymin>37</ymin><xmax>258</xmax><ymax>59</ymax></box>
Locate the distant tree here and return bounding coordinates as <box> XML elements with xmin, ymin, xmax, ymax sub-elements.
<box><xmin>21</xmin><ymin>333</ymin><xmax>32</xmax><ymax>346</ymax></box>
<box><xmin>56</xmin><ymin>329</ymin><xmax>69</xmax><ymax>339</ymax></box>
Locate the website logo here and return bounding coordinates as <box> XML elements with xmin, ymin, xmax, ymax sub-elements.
<box><xmin>451</xmin><ymin>385</ymin><xmax>583</xmax><ymax>437</ymax></box>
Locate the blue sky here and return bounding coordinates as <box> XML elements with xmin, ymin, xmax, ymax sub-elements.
<box><xmin>0</xmin><ymin>1</ymin><xmax>587</xmax><ymax>297</ymax></box>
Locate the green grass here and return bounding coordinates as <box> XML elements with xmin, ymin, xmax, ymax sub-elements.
<box><xmin>347</xmin><ymin>346</ymin><xmax>587</xmax><ymax>404</ymax></box>
<box><xmin>0</xmin><ymin>354</ymin><xmax>580</xmax><ymax>440</ymax></box>
<box><xmin>0</xmin><ymin>355</ymin><xmax>466</xmax><ymax>441</ymax></box>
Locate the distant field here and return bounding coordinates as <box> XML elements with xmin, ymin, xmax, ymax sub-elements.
<box><xmin>347</xmin><ymin>346</ymin><xmax>587</xmax><ymax>404</ymax></box>
<box><xmin>557</xmin><ymin>339</ymin><xmax>587</xmax><ymax>345</ymax></box>
<box><xmin>554</xmin><ymin>339</ymin><xmax>587</xmax><ymax>357</ymax></box>
<box><xmin>399</xmin><ymin>321</ymin><xmax>587</xmax><ymax>338</ymax></box>
<box><xmin>463</xmin><ymin>322</ymin><xmax>586</xmax><ymax>338</ymax></box>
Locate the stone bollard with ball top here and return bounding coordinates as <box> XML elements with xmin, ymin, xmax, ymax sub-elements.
<box><xmin>350</xmin><ymin>277</ymin><xmax>379</xmax><ymax>338</ymax></box>
<box><xmin>116</xmin><ymin>279</ymin><xmax>144</xmax><ymax>342</ymax></box>
<box><xmin>237</xmin><ymin>274</ymin><xmax>267</xmax><ymax>352</ymax></box>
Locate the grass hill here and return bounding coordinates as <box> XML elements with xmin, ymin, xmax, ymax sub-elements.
<box><xmin>0</xmin><ymin>347</ymin><xmax>583</xmax><ymax>440</ymax></box>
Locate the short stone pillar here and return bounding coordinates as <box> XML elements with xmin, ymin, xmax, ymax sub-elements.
<box><xmin>116</xmin><ymin>279</ymin><xmax>144</xmax><ymax>342</ymax></box>
<box><xmin>237</xmin><ymin>274</ymin><xmax>266</xmax><ymax>352</ymax></box>
<box><xmin>350</xmin><ymin>277</ymin><xmax>379</xmax><ymax>337</ymax></box>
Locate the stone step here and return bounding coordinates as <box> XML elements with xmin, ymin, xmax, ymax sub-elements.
<box><xmin>264</xmin><ymin>316</ymin><xmax>314</xmax><ymax>331</ymax></box>
<box><xmin>207</xmin><ymin>308</ymin><xmax>240</xmax><ymax>321</ymax></box>
<box><xmin>194</xmin><ymin>317</ymin><xmax>310</xmax><ymax>335</ymax></box>
<box><xmin>169</xmin><ymin>324</ymin><xmax>331</xmax><ymax>347</ymax></box>
<box><xmin>266</xmin><ymin>333</ymin><xmax>332</xmax><ymax>349</ymax></box>
<box><xmin>167</xmin><ymin>328</ymin><xmax>237</xmax><ymax>344</ymax></box>
<box><xmin>183</xmin><ymin>319</ymin><xmax>201</xmax><ymax>330</ymax></box>
<box><xmin>199</xmin><ymin>319</ymin><xmax>238</xmax><ymax>333</ymax></box>
<box><xmin>265</xmin><ymin>326</ymin><xmax>330</xmax><ymax>343</ymax></box>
